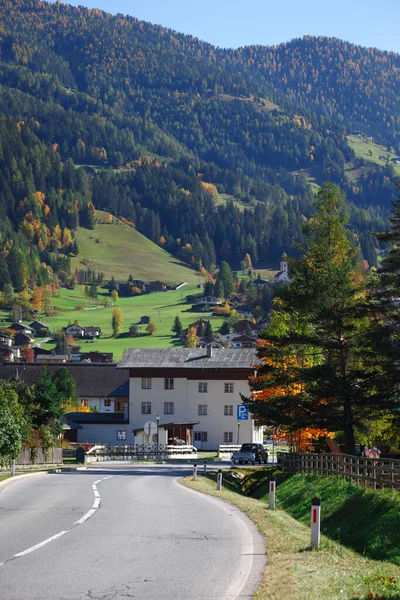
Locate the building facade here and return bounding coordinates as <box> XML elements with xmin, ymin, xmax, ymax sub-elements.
<box><xmin>118</xmin><ymin>347</ymin><xmax>263</xmax><ymax>450</ymax></box>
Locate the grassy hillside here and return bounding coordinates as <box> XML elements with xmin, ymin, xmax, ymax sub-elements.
<box><xmin>346</xmin><ymin>134</ymin><xmax>400</xmax><ymax>178</ymax></box>
<box><xmin>71</xmin><ymin>211</ymin><xmax>201</xmax><ymax>285</ymax></box>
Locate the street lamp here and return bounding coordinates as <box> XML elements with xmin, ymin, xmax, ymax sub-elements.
<box><xmin>237</xmin><ymin>422</ymin><xmax>241</xmax><ymax>445</ymax></box>
<box><xmin>156</xmin><ymin>415</ymin><xmax>160</xmax><ymax>448</ymax></box>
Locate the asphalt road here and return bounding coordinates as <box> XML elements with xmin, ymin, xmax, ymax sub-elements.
<box><xmin>0</xmin><ymin>465</ymin><xmax>265</xmax><ymax>600</ymax></box>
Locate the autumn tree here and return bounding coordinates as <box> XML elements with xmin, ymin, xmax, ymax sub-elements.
<box><xmin>21</xmin><ymin>345</ymin><xmax>34</xmax><ymax>363</ymax></box>
<box><xmin>185</xmin><ymin>327</ymin><xmax>199</xmax><ymax>348</ymax></box>
<box><xmin>146</xmin><ymin>322</ymin><xmax>157</xmax><ymax>335</ymax></box>
<box><xmin>111</xmin><ymin>289</ymin><xmax>118</xmax><ymax>304</ymax></box>
<box><xmin>112</xmin><ymin>308</ymin><xmax>123</xmax><ymax>336</ymax></box>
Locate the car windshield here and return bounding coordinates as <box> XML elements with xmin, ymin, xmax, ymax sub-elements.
<box><xmin>241</xmin><ymin>444</ymin><xmax>258</xmax><ymax>452</ymax></box>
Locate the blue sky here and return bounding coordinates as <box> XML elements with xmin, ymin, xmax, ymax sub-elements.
<box><xmin>53</xmin><ymin>0</ymin><xmax>400</xmax><ymax>53</ymax></box>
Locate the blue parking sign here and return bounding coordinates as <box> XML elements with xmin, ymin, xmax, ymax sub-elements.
<box><xmin>237</xmin><ymin>405</ymin><xmax>249</xmax><ymax>420</ymax></box>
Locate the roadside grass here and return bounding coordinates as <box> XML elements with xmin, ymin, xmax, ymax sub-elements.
<box><xmin>71</xmin><ymin>210</ymin><xmax>201</xmax><ymax>284</ymax></box>
<box><xmin>182</xmin><ymin>473</ymin><xmax>400</xmax><ymax>600</ymax></box>
<box><xmin>235</xmin><ymin>471</ymin><xmax>400</xmax><ymax>565</ymax></box>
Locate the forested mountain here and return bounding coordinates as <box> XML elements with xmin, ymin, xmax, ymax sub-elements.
<box><xmin>0</xmin><ymin>0</ymin><xmax>398</xmax><ymax>287</ymax></box>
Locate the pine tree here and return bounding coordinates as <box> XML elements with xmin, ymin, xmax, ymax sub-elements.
<box><xmin>246</xmin><ymin>183</ymin><xmax>396</xmax><ymax>455</ymax></box>
<box><xmin>171</xmin><ymin>315</ymin><xmax>183</xmax><ymax>337</ymax></box>
<box><xmin>204</xmin><ymin>321</ymin><xmax>213</xmax><ymax>343</ymax></box>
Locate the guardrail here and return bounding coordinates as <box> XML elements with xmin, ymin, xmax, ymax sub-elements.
<box><xmin>90</xmin><ymin>444</ymin><xmax>197</xmax><ymax>461</ymax></box>
<box><xmin>277</xmin><ymin>452</ymin><xmax>400</xmax><ymax>491</ymax></box>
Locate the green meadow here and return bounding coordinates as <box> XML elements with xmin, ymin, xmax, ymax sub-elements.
<box><xmin>19</xmin><ymin>285</ymin><xmax>224</xmax><ymax>360</ymax></box>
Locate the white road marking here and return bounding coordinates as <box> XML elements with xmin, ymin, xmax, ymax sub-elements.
<box><xmin>14</xmin><ymin>531</ymin><xmax>68</xmax><ymax>557</ymax></box>
<box><xmin>74</xmin><ymin>509</ymin><xmax>96</xmax><ymax>525</ymax></box>
<box><xmin>10</xmin><ymin>475</ymin><xmax>114</xmax><ymax>561</ymax></box>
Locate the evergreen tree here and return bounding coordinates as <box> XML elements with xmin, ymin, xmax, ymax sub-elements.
<box><xmin>2</xmin><ymin>284</ymin><xmax>14</xmax><ymax>308</ymax></box>
<box><xmin>204</xmin><ymin>321</ymin><xmax>213</xmax><ymax>343</ymax></box>
<box><xmin>218</xmin><ymin>261</ymin><xmax>235</xmax><ymax>298</ymax></box>
<box><xmin>246</xmin><ymin>183</ymin><xmax>396</xmax><ymax>455</ymax></box>
<box><xmin>220</xmin><ymin>321</ymin><xmax>230</xmax><ymax>335</ymax></box>
<box><xmin>171</xmin><ymin>315</ymin><xmax>183</xmax><ymax>337</ymax></box>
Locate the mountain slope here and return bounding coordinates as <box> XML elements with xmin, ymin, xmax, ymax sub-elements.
<box><xmin>0</xmin><ymin>0</ymin><xmax>398</xmax><ymax>287</ymax></box>
<box><xmin>71</xmin><ymin>211</ymin><xmax>201</xmax><ymax>284</ymax></box>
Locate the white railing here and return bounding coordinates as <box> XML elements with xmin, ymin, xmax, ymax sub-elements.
<box><xmin>91</xmin><ymin>444</ymin><xmax>197</xmax><ymax>461</ymax></box>
<box><xmin>218</xmin><ymin>444</ymin><xmax>242</xmax><ymax>458</ymax></box>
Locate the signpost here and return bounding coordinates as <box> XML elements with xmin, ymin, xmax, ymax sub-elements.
<box><xmin>237</xmin><ymin>405</ymin><xmax>249</xmax><ymax>420</ymax></box>
<box><xmin>144</xmin><ymin>421</ymin><xmax>158</xmax><ymax>441</ymax></box>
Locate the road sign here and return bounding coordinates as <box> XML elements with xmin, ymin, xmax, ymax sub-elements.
<box><xmin>144</xmin><ymin>421</ymin><xmax>158</xmax><ymax>436</ymax></box>
<box><xmin>237</xmin><ymin>405</ymin><xmax>249</xmax><ymax>420</ymax></box>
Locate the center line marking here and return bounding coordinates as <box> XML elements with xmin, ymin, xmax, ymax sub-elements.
<box><xmin>11</xmin><ymin>475</ymin><xmax>114</xmax><ymax>561</ymax></box>
<box><xmin>14</xmin><ymin>531</ymin><xmax>68</xmax><ymax>557</ymax></box>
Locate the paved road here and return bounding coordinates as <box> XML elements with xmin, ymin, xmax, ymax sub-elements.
<box><xmin>0</xmin><ymin>465</ymin><xmax>265</xmax><ymax>600</ymax></box>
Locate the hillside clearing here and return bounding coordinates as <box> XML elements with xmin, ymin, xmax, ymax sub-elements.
<box><xmin>71</xmin><ymin>211</ymin><xmax>201</xmax><ymax>284</ymax></box>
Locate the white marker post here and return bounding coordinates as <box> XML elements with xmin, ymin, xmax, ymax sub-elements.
<box><xmin>203</xmin><ymin>462</ymin><xmax>207</xmax><ymax>476</ymax></box>
<box><xmin>311</xmin><ymin>497</ymin><xmax>321</xmax><ymax>548</ymax></box>
<box><xmin>216</xmin><ymin>469</ymin><xmax>223</xmax><ymax>491</ymax></box>
<box><xmin>83</xmin><ymin>454</ymin><xmax>88</xmax><ymax>469</ymax></box>
<box><xmin>11</xmin><ymin>459</ymin><xmax>15</xmax><ymax>476</ymax></box>
<box><xmin>269</xmin><ymin>477</ymin><xmax>276</xmax><ymax>509</ymax></box>
<box><xmin>192</xmin><ymin>464</ymin><xmax>198</xmax><ymax>481</ymax></box>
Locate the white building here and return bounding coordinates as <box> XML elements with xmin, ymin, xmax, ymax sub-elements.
<box><xmin>118</xmin><ymin>347</ymin><xmax>263</xmax><ymax>450</ymax></box>
<box><xmin>272</xmin><ymin>258</ymin><xmax>291</xmax><ymax>284</ymax></box>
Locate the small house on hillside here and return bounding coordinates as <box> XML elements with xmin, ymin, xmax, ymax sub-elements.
<box><xmin>8</xmin><ymin>322</ymin><xmax>34</xmax><ymax>336</ymax></box>
<box><xmin>254</xmin><ymin>278</ymin><xmax>268</xmax><ymax>289</ymax></box>
<box><xmin>0</xmin><ymin>345</ymin><xmax>19</xmax><ymax>362</ymax></box>
<box><xmin>29</xmin><ymin>320</ymin><xmax>50</xmax><ymax>334</ymax></box>
<box><xmin>64</xmin><ymin>324</ymin><xmax>101</xmax><ymax>339</ymax></box>
<box><xmin>14</xmin><ymin>332</ymin><xmax>33</xmax><ymax>347</ymax></box>
<box><xmin>230</xmin><ymin>335</ymin><xmax>257</xmax><ymax>348</ymax></box>
<box><xmin>233</xmin><ymin>320</ymin><xmax>257</xmax><ymax>335</ymax></box>
<box><xmin>140</xmin><ymin>316</ymin><xmax>150</xmax><ymax>325</ymax></box>
<box><xmin>0</xmin><ymin>332</ymin><xmax>12</xmax><ymax>347</ymax></box>
<box><xmin>146</xmin><ymin>281</ymin><xmax>167</xmax><ymax>293</ymax></box>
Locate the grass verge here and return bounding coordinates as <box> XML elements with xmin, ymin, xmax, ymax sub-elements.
<box><xmin>182</xmin><ymin>472</ymin><xmax>400</xmax><ymax>600</ymax></box>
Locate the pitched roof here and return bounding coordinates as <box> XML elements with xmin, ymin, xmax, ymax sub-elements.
<box><xmin>0</xmin><ymin>363</ymin><xmax>128</xmax><ymax>397</ymax></box>
<box><xmin>118</xmin><ymin>347</ymin><xmax>257</xmax><ymax>370</ymax></box>
<box><xmin>108</xmin><ymin>380</ymin><xmax>129</xmax><ymax>398</ymax></box>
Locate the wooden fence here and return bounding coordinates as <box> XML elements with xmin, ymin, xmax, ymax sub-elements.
<box><xmin>277</xmin><ymin>452</ymin><xmax>400</xmax><ymax>491</ymax></box>
<box><xmin>16</xmin><ymin>448</ymin><xmax>63</xmax><ymax>465</ymax></box>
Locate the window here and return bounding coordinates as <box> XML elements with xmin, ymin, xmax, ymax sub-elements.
<box><xmin>142</xmin><ymin>377</ymin><xmax>152</xmax><ymax>389</ymax></box>
<box><xmin>81</xmin><ymin>399</ymin><xmax>88</xmax><ymax>407</ymax></box>
<box><xmin>141</xmin><ymin>402</ymin><xmax>151</xmax><ymax>414</ymax></box>
<box><xmin>224</xmin><ymin>405</ymin><xmax>234</xmax><ymax>416</ymax></box>
<box><xmin>224</xmin><ymin>382</ymin><xmax>234</xmax><ymax>393</ymax></box>
<box><xmin>198</xmin><ymin>382</ymin><xmax>208</xmax><ymax>393</ymax></box>
<box><xmin>117</xmin><ymin>430</ymin><xmax>127</xmax><ymax>441</ymax></box>
<box><xmin>164</xmin><ymin>378</ymin><xmax>174</xmax><ymax>390</ymax></box>
<box><xmin>104</xmin><ymin>399</ymin><xmax>111</xmax><ymax>407</ymax></box>
<box><xmin>198</xmin><ymin>404</ymin><xmax>208</xmax><ymax>416</ymax></box>
<box><xmin>194</xmin><ymin>432</ymin><xmax>208</xmax><ymax>442</ymax></box>
<box><xmin>224</xmin><ymin>432</ymin><xmax>233</xmax><ymax>443</ymax></box>
<box><xmin>164</xmin><ymin>402</ymin><xmax>174</xmax><ymax>415</ymax></box>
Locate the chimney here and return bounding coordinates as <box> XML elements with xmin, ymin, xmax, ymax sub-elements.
<box><xmin>206</xmin><ymin>344</ymin><xmax>212</xmax><ymax>358</ymax></box>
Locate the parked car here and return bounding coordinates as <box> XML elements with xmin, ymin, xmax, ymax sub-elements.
<box><xmin>232</xmin><ymin>443</ymin><xmax>268</xmax><ymax>465</ymax></box>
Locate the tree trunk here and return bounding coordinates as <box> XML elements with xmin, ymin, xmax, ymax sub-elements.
<box><xmin>344</xmin><ymin>405</ymin><xmax>356</xmax><ymax>455</ymax></box>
